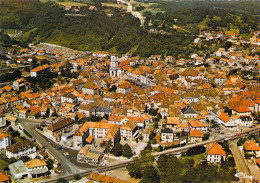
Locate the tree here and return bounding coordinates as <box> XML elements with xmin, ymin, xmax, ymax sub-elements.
<box><xmin>101</xmin><ymin>139</ymin><xmax>113</xmax><ymax>153</ymax></box>
<box><xmin>203</xmin><ymin>132</ymin><xmax>210</xmax><ymax>140</ymax></box>
<box><xmin>122</xmin><ymin>143</ymin><xmax>133</xmax><ymax>159</ymax></box>
<box><xmin>74</xmin><ymin>174</ymin><xmax>81</xmax><ymax>180</ymax></box>
<box><xmin>126</xmin><ymin>153</ymin><xmax>154</xmax><ymax>179</ymax></box>
<box><xmin>57</xmin><ymin>178</ymin><xmax>68</xmax><ymax>183</ymax></box>
<box><xmin>111</xmin><ymin>143</ymin><xmax>123</xmax><ymax>156</ymax></box>
<box><xmin>46</xmin><ymin>159</ymin><xmax>54</xmax><ymax>170</ymax></box>
<box><xmin>140</xmin><ymin>166</ymin><xmax>160</xmax><ymax>183</ymax></box>
<box><xmin>20</xmin><ymin>156</ymin><xmax>30</xmax><ymax>162</ymax></box>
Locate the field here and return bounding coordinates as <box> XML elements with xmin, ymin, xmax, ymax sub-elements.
<box><xmin>56</xmin><ymin>0</ymin><xmax>89</xmax><ymax>6</ymax></box>
<box><xmin>0</xmin><ymin>159</ymin><xmax>10</xmax><ymax>171</ymax></box>
<box><xmin>5</xmin><ymin>29</ymin><xmax>22</xmax><ymax>34</ymax></box>
<box><xmin>101</xmin><ymin>3</ymin><xmax>127</xmax><ymax>10</ymax></box>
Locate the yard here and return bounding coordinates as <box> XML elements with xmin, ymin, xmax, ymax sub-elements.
<box><xmin>0</xmin><ymin>159</ymin><xmax>10</xmax><ymax>171</ymax></box>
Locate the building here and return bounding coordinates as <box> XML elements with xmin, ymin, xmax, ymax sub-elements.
<box><xmin>77</xmin><ymin>145</ymin><xmax>102</xmax><ymax>165</ymax></box>
<box><xmin>189</xmin><ymin>129</ymin><xmax>203</xmax><ymax>143</ymax></box>
<box><xmin>73</xmin><ymin>122</ymin><xmax>121</xmax><ymax>148</ymax></box>
<box><xmin>86</xmin><ymin>173</ymin><xmax>132</xmax><ymax>183</ymax></box>
<box><xmin>110</xmin><ymin>55</ymin><xmax>120</xmax><ymax>77</ymax></box>
<box><xmin>0</xmin><ymin>172</ymin><xmax>9</xmax><ymax>183</ymax></box>
<box><xmin>243</xmin><ymin>140</ymin><xmax>260</xmax><ymax>158</ymax></box>
<box><xmin>6</xmin><ymin>140</ymin><xmax>37</xmax><ymax>159</ymax></box>
<box><xmin>161</xmin><ymin>128</ymin><xmax>174</xmax><ymax>143</ymax></box>
<box><xmin>0</xmin><ymin>112</ymin><xmax>6</xmax><ymax>128</ymax></box>
<box><xmin>9</xmin><ymin>160</ymin><xmax>28</xmax><ymax>180</ymax></box>
<box><xmin>61</xmin><ymin>93</ymin><xmax>77</xmax><ymax>104</ymax></box>
<box><xmin>120</xmin><ymin>121</ymin><xmax>138</xmax><ymax>141</ymax></box>
<box><xmin>206</xmin><ymin>142</ymin><xmax>226</xmax><ymax>163</ymax></box>
<box><xmin>239</xmin><ymin>116</ymin><xmax>253</xmax><ymax>127</ymax></box>
<box><xmin>0</xmin><ymin>132</ymin><xmax>11</xmax><ymax>150</ymax></box>
<box><xmin>188</xmin><ymin>120</ymin><xmax>209</xmax><ymax>133</ymax></box>
<box><xmin>49</xmin><ymin>118</ymin><xmax>75</xmax><ymax>141</ymax></box>
<box><xmin>181</xmin><ymin>106</ymin><xmax>198</xmax><ymax>119</ymax></box>
<box><xmin>24</xmin><ymin>159</ymin><xmax>48</xmax><ymax>178</ymax></box>
<box><xmin>30</xmin><ymin>65</ymin><xmax>51</xmax><ymax>77</ymax></box>
<box><xmin>232</xmin><ymin>105</ymin><xmax>251</xmax><ymax>116</ymax></box>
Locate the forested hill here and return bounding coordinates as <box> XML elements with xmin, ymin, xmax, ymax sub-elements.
<box><xmin>0</xmin><ymin>0</ymin><xmax>259</xmax><ymax>58</ymax></box>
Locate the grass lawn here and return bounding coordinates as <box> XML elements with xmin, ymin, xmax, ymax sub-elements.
<box><xmin>5</xmin><ymin>29</ymin><xmax>22</xmax><ymax>34</ymax></box>
<box><xmin>102</xmin><ymin>3</ymin><xmax>127</xmax><ymax>10</ymax></box>
<box><xmin>0</xmin><ymin>159</ymin><xmax>10</xmax><ymax>171</ymax></box>
<box><xmin>183</xmin><ymin>154</ymin><xmax>207</xmax><ymax>164</ymax></box>
<box><xmin>56</xmin><ymin>0</ymin><xmax>89</xmax><ymax>6</ymax></box>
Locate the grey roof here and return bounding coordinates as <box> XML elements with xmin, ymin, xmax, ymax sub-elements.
<box><xmin>9</xmin><ymin>160</ymin><xmax>27</xmax><ymax>177</ymax></box>
<box><xmin>181</xmin><ymin>106</ymin><xmax>197</xmax><ymax>114</ymax></box>
<box><xmin>92</xmin><ymin>107</ymin><xmax>112</xmax><ymax>113</ymax></box>
<box><xmin>161</xmin><ymin>128</ymin><xmax>173</xmax><ymax>134</ymax></box>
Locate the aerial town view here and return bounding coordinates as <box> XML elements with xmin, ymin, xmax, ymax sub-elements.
<box><xmin>0</xmin><ymin>0</ymin><xmax>259</xmax><ymax>182</ymax></box>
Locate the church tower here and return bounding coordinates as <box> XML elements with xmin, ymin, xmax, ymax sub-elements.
<box><xmin>110</xmin><ymin>55</ymin><xmax>119</xmax><ymax>77</ymax></box>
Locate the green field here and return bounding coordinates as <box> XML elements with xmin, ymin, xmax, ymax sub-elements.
<box><xmin>56</xmin><ymin>1</ymin><xmax>89</xmax><ymax>6</ymax></box>
<box><xmin>102</xmin><ymin>3</ymin><xmax>127</xmax><ymax>10</ymax></box>
<box><xmin>5</xmin><ymin>29</ymin><xmax>22</xmax><ymax>34</ymax></box>
<box><xmin>0</xmin><ymin>159</ymin><xmax>10</xmax><ymax>170</ymax></box>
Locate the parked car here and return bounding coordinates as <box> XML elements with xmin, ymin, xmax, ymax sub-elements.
<box><xmin>56</xmin><ymin>146</ymin><xmax>63</xmax><ymax>150</ymax></box>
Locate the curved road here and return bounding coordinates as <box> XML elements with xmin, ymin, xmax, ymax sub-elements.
<box><xmin>117</xmin><ymin>0</ymin><xmax>145</xmax><ymax>27</ymax></box>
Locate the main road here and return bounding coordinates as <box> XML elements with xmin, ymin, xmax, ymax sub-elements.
<box><xmin>19</xmin><ymin>118</ymin><xmax>89</xmax><ymax>176</ymax></box>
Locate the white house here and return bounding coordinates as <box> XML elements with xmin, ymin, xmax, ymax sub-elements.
<box><xmin>6</xmin><ymin>140</ymin><xmax>38</xmax><ymax>159</ymax></box>
<box><xmin>0</xmin><ymin>112</ymin><xmax>6</xmax><ymax>127</ymax></box>
<box><xmin>161</xmin><ymin>128</ymin><xmax>174</xmax><ymax>143</ymax></box>
<box><xmin>0</xmin><ymin>132</ymin><xmax>11</xmax><ymax>150</ymax></box>
<box><xmin>207</xmin><ymin>142</ymin><xmax>226</xmax><ymax>163</ymax></box>
<box><xmin>25</xmin><ymin>159</ymin><xmax>48</xmax><ymax>178</ymax></box>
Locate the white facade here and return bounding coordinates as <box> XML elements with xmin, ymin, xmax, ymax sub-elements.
<box><xmin>0</xmin><ymin>135</ymin><xmax>11</xmax><ymax>150</ymax></box>
<box><xmin>0</xmin><ymin>115</ymin><xmax>6</xmax><ymax>127</ymax></box>
<box><xmin>207</xmin><ymin>154</ymin><xmax>226</xmax><ymax>163</ymax></box>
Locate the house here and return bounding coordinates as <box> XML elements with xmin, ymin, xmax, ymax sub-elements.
<box><xmin>30</xmin><ymin>65</ymin><xmax>51</xmax><ymax>77</ymax></box>
<box><xmin>82</xmin><ymin>80</ymin><xmax>99</xmax><ymax>95</ymax></box>
<box><xmin>18</xmin><ymin>109</ymin><xmax>28</xmax><ymax>119</ymax></box>
<box><xmin>0</xmin><ymin>112</ymin><xmax>6</xmax><ymax>127</ymax></box>
<box><xmin>73</xmin><ymin>122</ymin><xmax>121</xmax><ymax>148</ymax></box>
<box><xmin>239</xmin><ymin>116</ymin><xmax>253</xmax><ymax>127</ymax></box>
<box><xmin>78</xmin><ymin>104</ymin><xmax>92</xmax><ymax>117</ymax></box>
<box><xmin>92</xmin><ymin>107</ymin><xmax>112</xmax><ymax>117</ymax></box>
<box><xmin>92</xmin><ymin>51</ymin><xmax>110</xmax><ymax>58</ymax></box>
<box><xmin>217</xmin><ymin>113</ymin><xmax>237</xmax><ymax>130</ymax></box>
<box><xmin>6</xmin><ymin>115</ymin><xmax>18</xmax><ymax>127</ymax></box>
<box><xmin>0</xmin><ymin>132</ymin><xmax>11</xmax><ymax>150</ymax></box>
<box><xmin>9</xmin><ymin>160</ymin><xmax>28</xmax><ymax>180</ymax></box>
<box><xmin>0</xmin><ymin>172</ymin><xmax>9</xmax><ymax>183</ymax></box>
<box><xmin>61</xmin><ymin>93</ymin><xmax>77</xmax><ymax>104</ymax></box>
<box><xmin>206</xmin><ymin>142</ymin><xmax>226</xmax><ymax>163</ymax></box>
<box><xmin>25</xmin><ymin>159</ymin><xmax>48</xmax><ymax>178</ymax></box>
<box><xmin>12</xmin><ymin>78</ymin><xmax>28</xmax><ymax>91</ymax></box>
<box><xmin>232</xmin><ymin>105</ymin><xmax>251</xmax><ymax>116</ymax></box>
<box><xmin>120</xmin><ymin>121</ymin><xmax>138</xmax><ymax>141</ymax></box>
<box><xmin>6</xmin><ymin>140</ymin><xmax>38</xmax><ymax>159</ymax></box>
<box><xmin>49</xmin><ymin>118</ymin><xmax>75</xmax><ymax>141</ymax></box>
<box><xmin>243</xmin><ymin>140</ymin><xmax>260</xmax><ymax>158</ymax></box>
<box><xmin>181</xmin><ymin>106</ymin><xmax>198</xmax><ymax>119</ymax></box>
<box><xmin>166</xmin><ymin>117</ymin><xmax>180</xmax><ymax>130</ymax></box>
<box><xmin>188</xmin><ymin>120</ymin><xmax>209</xmax><ymax>133</ymax></box>
<box><xmin>116</xmin><ymin>83</ymin><xmax>132</xmax><ymax>94</ymax></box>
<box><xmin>161</xmin><ymin>128</ymin><xmax>174</xmax><ymax>143</ymax></box>
<box><xmin>77</xmin><ymin>145</ymin><xmax>102</xmax><ymax>165</ymax></box>
<box><xmin>189</xmin><ymin>129</ymin><xmax>203</xmax><ymax>143</ymax></box>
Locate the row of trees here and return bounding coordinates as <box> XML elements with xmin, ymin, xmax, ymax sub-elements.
<box><xmin>127</xmin><ymin>152</ymin><xmax>238</xmax><ymax>182</ymax></box>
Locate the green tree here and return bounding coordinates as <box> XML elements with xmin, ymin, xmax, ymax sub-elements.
<box><xmin>111</xmin><ymin>143</ymin><xmax>123</xmax><ymax>157</ymax></box>
<box><xmin>140</xmin><ymin>166</ymin><xmax>160</xmax><ymax>183</ymax></box>
<box><xmin>122</xmin><ymin>143</ymin><xmax>133</xmax><ymax>159</ymax></box>
<box><xmin>46</xmin><ymin>159</ymin><xmax>54</xmax><ymax>170</ymax></box>
<box><xmin>57</xmin><ymin>178</ymin><xmax>68</xmax><ymax>183</ymax></box>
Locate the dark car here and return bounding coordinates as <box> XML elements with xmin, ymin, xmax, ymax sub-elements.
<box><xmin>56</xmin><ymin>146</ymin><xmax>63</xmax><ymax>150</ymax></box>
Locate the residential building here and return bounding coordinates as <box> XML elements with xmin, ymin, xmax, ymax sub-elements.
<box><xmin>243</xmin><ymin>140</ymin><xmax>260</xmax><ymax>158</ymax></box>
<box><xmin>0</xmin><ymin>132</ymin><xmax>11</xmax><ymax>150</ymax></box>
<box><xmin>49</xmin><ymin>118</ymin><xmax>75</xmax><ymax>141</ymax></box>
<box><xmin>0</xmin><ymin>172</ymin><xmax>9</xmax><ymax>183</ymax></box>
<box><xmin>0</xmin><ymin>112</ymin><xmax>6</xmax><ymax>127</ymax></box>
<box><xmin>6</xmin><ymin>140</ymin><xmax>38</xmax><ymax>159</ymax></box>
<box><xmin>77</xmin><ymin>145</ymin><xmax>102</xmax><ymax>165</ymax></box>
<box><xmin>24</xmin><ymin>159</ymin><xmax>48</xmax><ymax>178</ymax></box>
<box><xmin>189</xmin><ymin>129</ymin><xmax>203</xmax><ymax>143</ymax></box>
<box><xmin>30</xmin><ymin>65</ymin><xmax>51</xmax><ymax>77</ymax></box>
<box><xmin>206</xmin><ymin>142</ymin><xmax>226</xmax><ymax>163</ymax></box>
<box><xmin>161</xmin><ymin>128</ymin><xmax>174</xmax><ymax>143</ymax></box>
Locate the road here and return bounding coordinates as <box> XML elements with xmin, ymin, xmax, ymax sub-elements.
<box><xmin>117</xmin><ymin>0</ymin><xmax>145</xmax><ymax>27</ymax></box>
<box><xmin>15</xmin><ymin>115</ymin><xmax>260</xmax><ymax>182</ymax></box>
<box><xmin>19</xmin><ymin>118</ymin><xmax>88</xmax><ymax>176</ymax></box>
<box><xmin>229</xmin><ymin>140</ymin><xmax>251</xmax><ymax>176</ymax></box>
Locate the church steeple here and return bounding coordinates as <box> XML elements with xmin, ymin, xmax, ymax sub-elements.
<box><xmin>110</xmin><ymin>55</ymin><xmax>119</xmax><ymax>77</ymax></box>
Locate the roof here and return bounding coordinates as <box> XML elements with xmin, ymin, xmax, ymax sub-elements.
<box><xmin>0</xmin><ymin>173</ymin><xmax>9</xmax><ymax>182</ymax></box>
<box><xmin>218</xmin><ymin>113</ymin><xmax>230</xmax><ymax>123</ymax></box>
<box><xmin>87</xmin><ymin>173</ymin><xmax>132</xmax><ymax>183</ymax></box>
<box><xmin>120</xmin><ymin>121</ymin><xmax>137</xmax><ymax>131</ymax></box>
<box><xmin>50</xmin><ymin>118</ymin><xmax>75</xmax><ymax>132</ymax></box>
<box><xmin>188</xmin><ymin>120</ymin><xmax>208</xmax><ymax>128</ymax></box>
<box><xmin>6</xmin><ymin>139</ymin><xmax>36</xmax><ymax>154</ymax></box>
<box><xmin>207</xmin><ymin>142</ymin><xmax>226</xmax><ymax>156</ymax></box>
<box><xmin>31</xmin><ymin>64</ymin><xmax>50</xmax><ymax>72</ymax></box>
<box><xmin>181</xmin><ymin>106</ymin><xmax>197</xmax><ymax>114</ymax></box>
<box><xmin>0</xmin><ymin>132</ymin><xmax>11</xmax><ymax>140</ymax></box>
<box><xmin>161</xmin><ymin>128</ymin><xmax>173</xmax><ymax>134</ymax></box>
<box><xmin>8</xmin><ymin>160</ymin><xmax>27</xmax><ymax>176</ymax></box>
<box><xmin>190</xmin><ymin>129</ymin><xmax>203</xmax><ymax>137</ymax></box>
<box><xmin>233</xmin><ymin>105</ymin><xmax>251</xmax><ymax>113</ymax></box>
<box><xmin>243</xmin><ymin>140</ymin><xmax>260</xmax><ymax>151</ymax></box>
<box><xmin>166</xmin><ymin>117</ymin><xmax>180</xmax><ymax>125</ymax></box>
<box><xmin>6</xmin><ymin>115</ymin><xmax>17</xmax><ymax>122</ymax></box>
<box><xmin>86</xmin><ymin>135</ymin><xmax>94</xmax><ymax>143</ymax></box>
<box><xmin>25</xmin><ymin>159</ymin><xmax>46</xmax><ymax>169</ymax></box>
